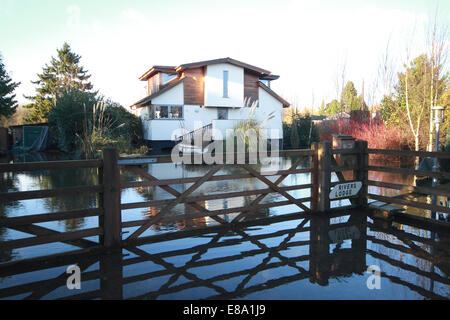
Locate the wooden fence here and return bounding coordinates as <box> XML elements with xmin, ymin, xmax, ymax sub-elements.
<box><xmin>0</xmin><ymin>141</ymin><xmax>449</xmax><ymax>263</ymax></box>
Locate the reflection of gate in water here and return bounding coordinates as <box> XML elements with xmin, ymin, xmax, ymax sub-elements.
<box><xmin>0</xmin><ymin>210</ymin><xmax>448</xmax><ymax>300</ymax></box>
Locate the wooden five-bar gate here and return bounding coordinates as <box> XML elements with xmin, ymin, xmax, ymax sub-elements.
<box><xmin>1</xmin><ymin>141</ymin><xmax>450</xmax><ymax>264</ymax></box>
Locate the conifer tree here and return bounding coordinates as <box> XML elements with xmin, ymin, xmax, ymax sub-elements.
<box><xmin>24</xmin><ymin>42</ymin><xmax>93</xmax><ymax>122</ymax></box>
<box><xmin>0</xmin><ymin>53</ymin><xmax>20</xmax><ymax>118</ymax></box>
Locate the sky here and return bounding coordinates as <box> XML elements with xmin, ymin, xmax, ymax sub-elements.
<box><xmin>0</xmin><ymin>0</ymin><xmax>448</xmax><ymax>111</ymax></box>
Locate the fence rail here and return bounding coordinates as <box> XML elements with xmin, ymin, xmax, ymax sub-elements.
<box><xmin>0</xmin><ymin>142</ymin><xmax>449</xmax><ymax>264</ymax></box>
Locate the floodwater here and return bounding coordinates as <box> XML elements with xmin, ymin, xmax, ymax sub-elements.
<box><xmin>0</xmin><ymin>152</ymin><xmax>449</xmax><ymax>300</ymax></box>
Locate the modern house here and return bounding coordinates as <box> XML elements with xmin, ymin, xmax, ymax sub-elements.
<box><xmin>129</xmin><ymin>57</ymin><xmax>290</xmax><ymax>151</ymax></box>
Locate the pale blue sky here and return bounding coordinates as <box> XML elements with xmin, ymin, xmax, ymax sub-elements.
<box><xmin>1</xmin><ymin>0</ymin><xmax>448</xmax><ymax>110</ymax></box>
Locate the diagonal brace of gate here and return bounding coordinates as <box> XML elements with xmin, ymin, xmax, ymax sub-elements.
<box><xmin>127</xmin><ymin>164</ymin><xmax>225</xmax><ymax>240</ymax></box>
<box><xmin>238</xmin><ymin>164</ymin><xmax>311</xmax><ymax>213</ymax></box>
<box><xmin>232</xmin><ymin>157</ymin><xmax>309</xmax><ymax>223</ymax></box>
<box><xmin>125</xmin><ymin>166</ymin><xmax>228</xmax><ymax>228</ymax></box>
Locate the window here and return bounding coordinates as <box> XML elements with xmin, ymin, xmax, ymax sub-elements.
<box><xmin>155</xmin><ymin>105</ymin><xmax>169</xmax><ymax>119</ymax></box>
<box><xmin>259</xmin><ymin>79</ymin><xmax>270</xmax><ymax>87</ymax></box>
<box><xmin>217</xmin><ymin>108</ymin><xmax>228</xmax><ymax>120</ymax></box>
<box><xmin>223</xmin><ymin>70</ymin><xmax>229</xmax><ymax>98</ymax></box>
<box><xmin>161</xmin><ymin>73</ymin><xmax>177</xmax><ymax>85</ymax></box>
<box><xmin>170</xmin><ymin>106</ymin><xmax>183</xmax><ymax>119</ymax></box>
<box><xmin>153</xmin><ymin>105</ymin><xmax>183</xmax><ymax>119</ymax></box>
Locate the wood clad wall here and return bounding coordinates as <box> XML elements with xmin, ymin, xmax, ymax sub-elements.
<box><xmin>147</xmin><ymin>74</ymin><xmax>160</xmax><ymax>95</ymax></box>
<box><xmin>244</xmin><ymin>72</ymin><xmax>259</xmax><ymax>106</ymax></box>
<box><xmin>183</xmin><ymin>67</ymin><xmax>204</xmax><ymax>105</ymax></box>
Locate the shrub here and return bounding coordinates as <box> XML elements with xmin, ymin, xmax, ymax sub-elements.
<box><xmin>48</xmin><ymin>89</ymin><xmax>144</xmax><ymax>157</ymax></box>
<box><xmin>318</xmin><ymin>119</ymin><xmax>409</xmax><ymax>150</ymax></box>
<box><xmin>439</xmin><ymin>131</ymin><xmax>450</xmax><ymax>173</ymax></box>
<box><xmin>48</xmin><ymin>88</ymin><xmax>97</xmax><ymax>153</ymax></box>
<box><xmin>283</xmin><ymin>115</ymin><xmax>319</xmax><ymax>149</ymax></box>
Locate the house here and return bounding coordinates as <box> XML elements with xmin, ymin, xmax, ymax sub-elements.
<box><xmin>129</xmin><ymin>57</ymin><xmax>290</xmax><ymax>152</ymax></box>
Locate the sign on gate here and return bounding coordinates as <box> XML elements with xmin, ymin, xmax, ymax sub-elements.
<box><xmin>329</xmin><ymin>181</ymin><xmax>362</xmax><ymax>200</ymax></box>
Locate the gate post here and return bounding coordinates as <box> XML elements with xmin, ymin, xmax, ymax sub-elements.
<box><xmin>354</xmin><ymin>140</ymin><xmax>368</xmax><ymax>208</ymax></box>
<box><xmin>100</xmin><ymin>148</ymin><xmax>122</xmax><ymax>248</ymax></box>
<box><xmin>317</xmin><ymin>141</ymin><xmax>332</xmax><ymax>212</ymax></box>
<box><xmin>310</xmin><ymin>143</ymin><xmax>319</xmax><ymax>212</ymax></box>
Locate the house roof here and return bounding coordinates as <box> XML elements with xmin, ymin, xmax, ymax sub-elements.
<box><xmin>139</xmin><ymin>66</ymin><xmax>177</xmax><ymax>81</ymax></box>
<box><xmin>258</xmin><ymin>82</ymin><xmax>290</xmax><ymax>108</ymax></box>
<box><xmin>132</xmin><ymin>78</ymin><xmax>185</xmax><ymax>107</ymax></box>
<box><xmin>139</xmin><ymin>58</ymin><xmax>280</xmax><ymax>81</ymax></box>
<box><xmin>176</xmin><ymin>57</ymin><xmax>272</xmax><ymax>76</ymax></box>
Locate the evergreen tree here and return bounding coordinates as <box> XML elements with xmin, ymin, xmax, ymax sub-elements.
<box><xmin>0</xmin><ymin>53</ymin><xmax>20</xmax><ymax>118</ymax></box>
<box><xmin>318</xmin><ymin>99</ymin><xmax>326</xmax><ymax>116</ymax></box>
<box><xmin>290</xmin><ymin>121</ymin><xmax>300</xmax><ymax>148</ymax></box>
<box><xmin>24</xmin><ymin>42</ymin><xmax>93</xmax><ymax>122</ymax></box>
<box><xmin>341</xmin><ymin>81</ymin><xmax>359</xmax><ymax>112</ymax></box>
<box><xmin>325</xmin><ymin>99</ymin><xmax>341</xmax><ymax>115</ymax></box>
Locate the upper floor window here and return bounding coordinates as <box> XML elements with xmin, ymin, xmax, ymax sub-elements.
<box><xmin>161</xmin><ymin>73</ymin><xmax>177</xmax><ymax>85</ymax></box>
<box><xmin>259</xmin><ymin>79</ymin><xmax>270</xmax><ymax>87</ymax></box>
<box><xmin>223</xmin><ymin>70</ymin><xmax>229</xmax><ymax>98</ymax></box>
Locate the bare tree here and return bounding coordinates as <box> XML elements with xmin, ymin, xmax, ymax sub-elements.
<box><xmin>398</xmin><ymin>22</ymin><xmax>427</xmax><ymax>168</ymax></box>
<box><xmin>334</xmin><ymin>53</ymin><xmax>347</xmax><ymax>113</ymax></box>
<box><xmin>426</xmin><ymin>5</ymin><xmax>448</xmax><ymax>151</ymax></box>
<box><xmin>378</xmin><ymin>35</ymin><xmax>397</xmax><ymax>100</ymax></box>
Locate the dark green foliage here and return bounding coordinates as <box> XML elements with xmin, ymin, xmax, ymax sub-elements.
<box><xmin>48</xmin><ymin>88</ymin><xmax>143</xmax><ymax>157</ymax></box>
<box><xmin>25</xmin><ymin>42</ymin><xmax>93</xmax><ymax>123</ymax></box>
<box><xmin>0</xmin><ymin>53</ymin><xmax>20</xmax><ymax>118</ymax></box>
<box><xmin>439</xmin><ymin>131</ymin><xmax>450</xmax><ymax>173</ymax></box>
<box><xmin>283</xmin><ymin>115</ymin><xmax>319</xmax><ymax>149</ymax></box>
<box><xmin>325</xmin><ymin>99</ymin><xmax>341</xmax><ymax>116</ymax></box>
<box><xmin>102</xmin><ymin>100</ymin><xmax>143</xmax><ymax>146</ymax></box>
<box><xmin>48</xmin><ymin>88</ymin><xmax>97</xmax><ymax>152</ymax></box>
<box><xmin>341</xmin><ymin>81</ymin><xmax>359</xmax><ymax>112</ymax></box>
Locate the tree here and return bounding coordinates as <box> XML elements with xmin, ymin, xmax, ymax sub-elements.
<box><xmin>426</xmin><ymin>7</ymin><xmax>448</xmax><ymax>151</ymax></box>
<box><xmin>380</xmin><ymin>53</ymin><xmax>447</xmax><ymax>163</ymax></box>
<box><xmin>25</xmin><ymin>42</ymin><xmax>93</xmax><ymax>123</ymax></box>
<box><xmin>325</xmin><ymin>99</ymin><xmax>341</xmax><ymax>116</ymax></box>
<box><xmin>341</xmin><ymin>81</ymin><xmax>359</xmax><ymax>112</ymax></box>
<box><xmin>48</xmin><ymin>88</ymin><xmax>97</xmax><ymax>153</ymax></box>
<box><xmin>318</xmin><ymin>100</ymin><xmax>326</xmax><ymax>116</ymax></box>
<box><xmin>0</xmin><ymin>53</ymin><xmax>20</xmax><ymax>119</ymax></box>
<box><xmin>289</xmin><ymin>120</ymin><xmax>300</xmax><ymax>149</ymax></box>
<box><xmin>48</xmin><ymin>88</ymin><xmax>142</xmax><ymax>157</ymax></box>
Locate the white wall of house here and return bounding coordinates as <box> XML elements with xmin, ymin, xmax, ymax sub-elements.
<box><xmin>210</xmin><ymin>87</ymin><xmax>283</xmax><ymax>140</ymax></box>
<box><xmin>139</xmin><ymin>66</ymin><xmax>284</xmax><ymax>142</ymax></box>
<box><xmin>204</xmin><ymin>63</ymin><xmax>244</xmax><ymax>108</ymax></box>
<box><xmin>152</xmin><ymin>82</ymin><xmax>184</xmax><ymax>105</ymax></box>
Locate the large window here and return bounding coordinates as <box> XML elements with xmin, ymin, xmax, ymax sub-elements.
<box><xmin>155</xmin><ymin>105</ymin><xmax>169</xmax><ymax>119</ymax></box>
<box><xmin>161</xmin><ymin>73</ymin><xmax>177</xmax><ymax>85</ymax></box>
<box><xmin>223</xmin><ymin>70</ymin><xmax>229</xmax><ymax>98</ymax></box>
<box><xmin>151</xmin><ymin>105</ymin><xmax>183</xmax><ymax>119</ymax></box>
<box><xmin>170</xmin><ymin>106</ymin><xmax>183</xmax><ymax>119</ymax></box>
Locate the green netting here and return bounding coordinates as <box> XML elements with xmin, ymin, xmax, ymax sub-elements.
<box><xmin>23</xmin><ymin>126</ymin><xmax>44</xmax><ymax>148</ymax></box>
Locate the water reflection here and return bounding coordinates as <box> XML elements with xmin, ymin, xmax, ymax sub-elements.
<box><xmin>1</xmin><ymin>152</ymin><xmax>99</xmax><ymax>233</ymax></box>
<box><xmin>0</xmin><ymin>210</ymin><xmax>448</xmax><ymax>300</ymax></box>
<box><xmin>123</xmin><ymin>157</ymin><xmax>308</xmax><ymax>233</ymax></box>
